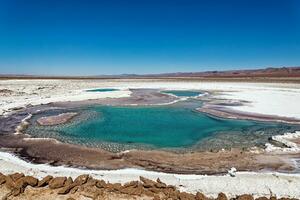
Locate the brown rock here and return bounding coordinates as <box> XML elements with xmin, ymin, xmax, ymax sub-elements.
<box><xmin>5</xmin><ymin>175</ymin><xmax>15</xmax><ymax>190</ymax></box>
<box><xmin>23</xmin><ymin>176</ymin><xmax>38</xmax><ymax>187</ymax></box>
<box><xmin>58</xmin><ymin>178</ymin><xmax>74</xmax><ymax>194</ymax></box>
<box><xmin>9</xmin><ymin>173</ymin><xmax>24</xmax><ymax>182</ymax></box>
<box><xmin>140</xmin><ymin>176</ymin><xmax>156</xmax><ymax>188</ymax></box>
<box><xmin>48</xmin><ymin>177</ymin><xmax>67</xmax><ymax>189</ymax></box>
<box><xmin>149</xmin><ymin>187</ymin><xmax>161</xmax><ymax>194</ymax></box>
<box><xmin>58</xmin><ymin>176</ymin><xmax>91</xmax><ymax>195</ymax></box>
<box><xmin>38</xmin><ymin>175</ymin><xmax>53</xmax><ymax>187</ymax></box>
<box><xmin>58</xmin><ymin>184</ymin><xmax>75</xmax><ymax>195</ymax></box>
<box><xmin>73</xmin><ymin>174</ymin><xmax>89</xmax><ymax>185</ymax></box>
<box><xmin>85</xmin><ymin>178</ymin><xmax>98</xmax><ymax>187</ymax></box>
<box><xmin>179</xmin><ymin>192</ymin><xmax>195</xmax><ymax>200</ymax></box>
<box><xmin>237</xmin><ymin>194</ymin><xmax>254</xmax><ymax>200</ymax></box>
<box><xmin>10</xmin><ymin>176</ymin><xmax>39</xmax><ymax>196</ymax></box>
<box><xmin>113</xmin><ymin>183</ymin><xmax>123</xmax><ymax>190</ymax></box>
<box><xmin>120</xmin><ymin>184</ymin><xmax>144</xmax><ymax>196</ymax></box>
<box><xmin>96</xmin><ymin>180</ymin><xmax>107</xmax><ymax>188</ymax></box>
<box><xmin>196</xmin><ymin>192</ymin><xmax>209</xmax><ymax>200</ymax></box>
<box><xmin>0</xmin><ymin>173</ymin><xmax>6</xmax><ymax>185</ymax></box>
<box><xmin>270</xmin><ymin>197</ymin><xmax>277</xmax><ymax>200</ymax></box>
<box><xmin>168</xmin><ymin>190</ymin><xmax>181</xmax><ymax>199</ymax></box>
<box><xmin>81</xmin><ymin>186</ymin><xmax>103</xmax><ymax>199</ymax></box>
<box><xmin>166</xmin><ymin>184</ymin><xmax>176</xmax><ymax>191</ymax></box>
<box><xmin>105</xmin><ymin>182</ymin><xmax>122</xmax><ymax>192</ymax></box>
<box><xmin>67</xmin><ymin>198</ymin><xmax>76</xmax><ymax>200</ymax></box>
<box><xmin>153</xmin><ymin>195</ymin><xmax>161</xmax><ymax>200</ymax></box>
<box><xmin>217</xmin><ymin>193</ymin><xmax>228</xmax><ymax>200</ymax></box>
<box><xmin>64</xmin><ymin>177</ymin><xmax>73</xmax><ymax>186</ymax></box>
<box><xmin>11</xmin><ymin>179</ymin><xmax>27</xmax><ymax>196</ymax></box>
<box><xmin>255</xmin><ymin>197</ymin><xmax>269</xmax><ymax>200</ymax></box>
<box><xmin>155</xmin><ymin>178</ymin><xmax>167</xmax><ymax>188</ymax></box>
<box><xmin>70</xmin><ymin>185</ymin><xmax>79</xmax><ymax>194</ymax></box>
<box><xmin>123</xmin><ymin>180</ymin><xmax>139</xmax><ymax>188</ymax></box>
<box><xmin>163</xmin><ymin>187</ymin><xmax>179</xmax><ymax>199</ymax></box>
<box><xmin>11</xmin><ymin>188</ymin><xmax>24</xmax><ymax>196</ymax></box>
<box><xmin>144</xmin><ymin>189</ymin><xmax>155</xmax><ymax>197</ymax></box>
<box><xmin>4</xmin><ymin>175</ymin><xmax>38</xmax><ymax>196</ymax></box>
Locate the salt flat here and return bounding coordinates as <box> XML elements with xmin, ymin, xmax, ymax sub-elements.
<box><xmin>1</xmin><ymin>79</ymin><xmax>300</xmax><ymax>119</ymax></box>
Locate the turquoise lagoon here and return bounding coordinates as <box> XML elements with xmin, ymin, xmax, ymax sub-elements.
<box><xmin>162</xmin><ymin>90</ymin><xmax>202</xmax><ymax>97</ymax></box>
<box><xmin>26</xmin><ymin>100</ymin><xmax>298</xmax><ymax>152</ymax></box>
<box><xmin>86</xmin><ymin>88</ymin><xmax>119</xmax><ymax>92</ymax></box>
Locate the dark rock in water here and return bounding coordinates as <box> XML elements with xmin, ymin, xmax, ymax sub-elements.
<box><xmin>10</xmin><ymin>106</ymin><xmax>25</xmax><ymax>111</ymax></box>
<box><xmin>268</xmin><ymin>137</ymin><xmax>289</xmax><ymax>148</ymax></box>
<box><xmin>48</xmin><ymin>177</ymin><xmax>67</xmax><ymax>189</ymax></box>
<box><xmin>38</xmin><ymin>175</ymin><xmax>53</xmax><ymax>187</ymax></box>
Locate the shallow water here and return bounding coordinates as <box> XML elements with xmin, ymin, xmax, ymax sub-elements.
<box><xmin>86</xmin><ymin>88</ymin><xmax>119</xmax><ymax>92</ymax></box>
<box><xmin>162</xmin><ymin>90</ymin><xmax>202</xmax><ymax>97</ymax></box>
<box><xmin>25</xmin><ymin>100</ymin><xmax>300</xmax><ymax>152</ymax></box>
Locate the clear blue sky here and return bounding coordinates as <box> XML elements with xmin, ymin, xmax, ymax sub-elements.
<box><xmin>0</xmin><ymin>0</ymin><xmax>300</xmax><ymax>75</ymax></box>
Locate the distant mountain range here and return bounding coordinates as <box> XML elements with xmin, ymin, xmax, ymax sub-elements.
<box><xmin>1</xmin><ymin>66</ymin><xmax>300</xmax><ymax>79</ymax></box>
<box><xmin>135</xmin><ymin>66</ymin><xmax>300</xmax><ymax>78</ymax></box>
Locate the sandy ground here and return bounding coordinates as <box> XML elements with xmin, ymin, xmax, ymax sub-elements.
<box><xmin>1</xmin><ymin>79</ymin><xmax>300</xmax><ymax>198</ymax></box>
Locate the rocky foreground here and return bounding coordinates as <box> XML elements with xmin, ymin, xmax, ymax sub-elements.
<box><xmin>0</xmin><ymin>173</ymin><xmax>298</xmax><ymax>200</ymax></box>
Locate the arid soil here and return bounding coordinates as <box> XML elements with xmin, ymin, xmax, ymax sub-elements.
<box><xmin>0</xmin><ymin>134</ymin><xmax>296</xmax><ymax>174</ymax></box>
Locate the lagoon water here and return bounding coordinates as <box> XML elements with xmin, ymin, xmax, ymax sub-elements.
<box><xmin>26</xmin><ymin>99</ymin><xmax>298</xmax><ymax>152</ymax></box>
<box><xmin>162</xmin><ymin>90</ymin><xmax>202</xmax><ymax>97</ymax></box>
<box><xmin>86</xmin><ymin>88</ymin><xmax>119</xmax><ymax>92</ymax></box>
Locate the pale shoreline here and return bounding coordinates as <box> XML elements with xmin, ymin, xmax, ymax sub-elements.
<box><xmin>1</xmin><ymin>79</ymin><xmax>300</xmax><ymax>197</ymax></box>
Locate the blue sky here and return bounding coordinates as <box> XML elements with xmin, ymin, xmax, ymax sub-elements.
<box><xmin>0</xmin><ymin>0</ymin><xmax>300</xmax><ymax>75</ymax></box>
